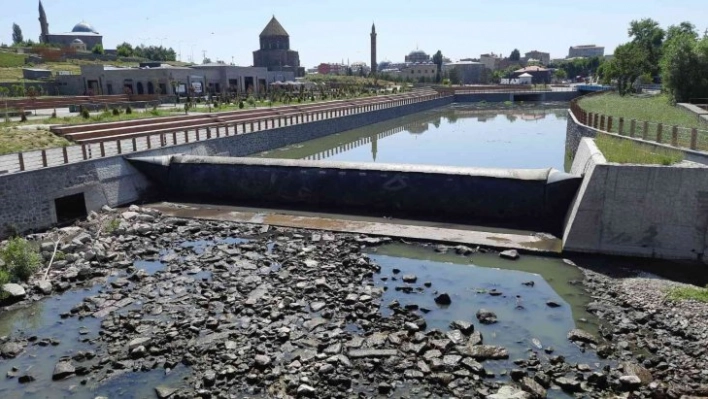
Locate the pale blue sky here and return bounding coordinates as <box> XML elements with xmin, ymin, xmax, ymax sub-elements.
<box><xmin>4</xmin><ymin>0</ymin><xmax>707</xmax><ymax>67</ymax></box>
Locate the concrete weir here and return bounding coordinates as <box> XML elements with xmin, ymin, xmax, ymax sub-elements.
<box><xmin>128</xmin><ymin>155</ymin><xmax>582</xmax><ymax>236</ymax></box>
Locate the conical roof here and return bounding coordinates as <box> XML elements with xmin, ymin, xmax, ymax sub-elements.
<box><xmin>260</xmin><ymin>16</ymin><xmax>289</xmax><ymax>37</ymax></box>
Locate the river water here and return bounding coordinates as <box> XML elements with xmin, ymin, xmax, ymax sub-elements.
<box><xmin>257</xmin><ymin>104</ymin><xmax>570</xmax><ymax>170</ymax></box>
<box><xmin>0</xmin><ymin>236</ymin><xmax>604</xmax><ymax>399</ymax></box>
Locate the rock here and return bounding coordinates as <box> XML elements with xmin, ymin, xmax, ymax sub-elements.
<box><xmin>450</xmin><ymin>320</ymin><xmax>474</xmax><ymax>335</ymax></box>
<box><xmin>555</xmin><ymin>377</ymin><xmax>582</xmax><ymax>393</ymax></box>
<box><xmin>434</xmin><ymin>293</ymin><xmax>452</xmax><ymax>305</ymax></box>
<box><xmin>154</xmin><ymin>385</ymin><xmax>179</xmax><ymax>399</ymax></box>
<box><xmin>445</xmin><ymin>329</ymin><xmax>465</xmax><ymax>345</ymax></box>
<box><xmin>378</xmin><ymin>382</ymin><xmax>393</xmax><ymax>394</ymax></box>
<box><xmin>2</xmin><ymin>283</ymin><xmax>26</xmax><ymax>299</ymax></box>
<box><xmin>467</xmin><ymin>330</ymin><xmax>483</xmax><ymax>346</ymax></box>
<box><xmin>619</xmin><ymin>375</ymin><xmax>642</xmax><ymax>391</ymax></box>
<box><xmin>500</xmin><ymin>250</ymin><xmax>520</xmax><ymax>260</ymax></box>
<box><xmin>404</xmin><ymin>322</ymin><xmax>420</xmax><ymax>332</ymax></box>
<box><xmin>522</xmin><ymin>281</ymin><xmax>535</xmax><ymax>287</ymax></box>
<box><xmin>1</xmin><ymin>342</ymin><xmax>23</xmax><ymax>358</ymax></box>
<box><xmin>461</xmin><ymin>357</ymin><xmax>485</xmax><ymax>374</ymax></box>
<box><xmin>567</xmin><ymin>328</ymin><xmax>597</xmax><ymax>344</ymax></box>
<box><xmin>111</xmin><ymin>278</ymin><xmax>130</xmax><ymax>288</ymax></box>
<box><xmin>546</xmin><ymin>301</ymin><xmax>561</xmax><ymax>308</ymax></box>
<box><xmin>455</xmin><ymin>245</ymin><xmax>476</xmax><ymax>255</ymax></box>
<box><xmin>596</xmin><ymin>344</ymin><xmax>612</xmax><ymax>358</ymax></box>
<box><xmin>348</xmin><ymin>349</ymin><xmax>398</xmax><ymax>358</ymax></box>
<box><xmin>465</xmin><ymin>345</ymin><xmax>509</xmax><ymax>360</ymax></box>
<box><xmin>622</xmin><ymin>362</ymin><xmax>653</xmax><ymax>385</ymax></box>
<box><xmin>203</xmin><ymin>370</ymin><xmax>216</xmax><ymax>387</ymax></box>
<box><xmin>128</xmin><ymin>337</ymin><xmax>152</xmax><ymax>351</ymax></box>
<box><xmin>488</xmin><ymin>385</ymin><xmax>532</xmax><ymax>399</ymax></box>
<box><xmin>520</xmin><ymin>376</ymin><xmax>547</xmax><ymax>398</ymax></box>
<box><xmin>52</xmin><ymin>361</ymin><xmax>75</xmax><ymax>380</ymax></box>
<box><xmin>476</xmin><ymin>308</ymin><xmax>498</xmax><ymax>324</ymax></box>
<box><xmin>34</xmin><ymin>279</ymin><xmax>52</xmax><ymax>295</ymax></box>
<box><xmin>402</xmin><ymin>275</ymin><xmax>417</xmax><ymax>283</ymax></box>
<box><xmin>18</xmin><ymin>374</ymin><xmax>35</xmax><ymax>384</ymax></box>
<box><xmin>297</xmin><ymin>384</ymin><xmax>316</xmax><ymax>397</ymax></box>
<box><xmin>254</xmin><ymin>354</ymin><xmax>271</xmax><ymax>368</ymax></box>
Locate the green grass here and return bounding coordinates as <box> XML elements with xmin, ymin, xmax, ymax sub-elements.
<box><xmin>595</xmin><ymin>134</ymin><xmax>684</xmax><ymax>165</ymax></box>
<box><xmin>579</xmin><ymin>93</ymin><xmax>704</xmax><ymax>129</ymax></box>
<box><xmin>0</xmin><ymin>52</ymin><xmax>26</xmax><ymax>68</ymax></box>
<box><xmin>40</xmin><ymin>108</ymin><xmax>181</xmax><ymax>125</ymax></box>
<box><xmin>0</xmin><ymin>126</ymin><xmax>71</xmax><ymax>155</ymax></box>
<box><xmin>667</xmin><ymin>285</ymin><xmax>708</xmax><ymax>303</ymax></box>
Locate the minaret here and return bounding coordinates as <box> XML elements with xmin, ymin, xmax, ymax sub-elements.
<box><xmin>38</xmin><ymin>1</ymin><xmax>49</xmax><ymax>43</ymax></box>
<box><xmin>370</xmin><ymin>23</ymin><xmax>377</xmax><ymax>75</ymax></box>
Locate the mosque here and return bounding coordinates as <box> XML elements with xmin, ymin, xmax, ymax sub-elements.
<box><xmin>38</xmin><ymin>1</ymin><xmax>103</xmax><ymax>51</ymax></box>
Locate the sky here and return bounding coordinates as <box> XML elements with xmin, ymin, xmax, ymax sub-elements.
<box><xmin>4</xmin><ymin>0</ymin><xmax>707</xmax><ymax>67</ymax></box>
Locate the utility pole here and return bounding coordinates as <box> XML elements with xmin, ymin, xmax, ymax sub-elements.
<box><xmin>202</xmin><ymin>50</ymin><xmax>207</xmax><ymax>63</ymax></box>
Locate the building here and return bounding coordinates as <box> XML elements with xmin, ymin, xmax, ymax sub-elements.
<box><xmin>370</xmin><ymin>24</ymin><xmax>377</xmax><ymax>75</ymax></box>
<box><xmin>317</xmin><ymin>63</ymin><xmax>347</xmax><ymax>75</ymax></box>
<box><xmin>38</xmin><ymin>1</ymin><xmax>103</xmax><ymax>49</ymax></box>
<box><xmin>252</xmin><ymin>16</ymin><xmax>305</xmax><ymax>77</ymax></box>
<box><xmin>399</xmin><ymin>63</ymin><xmax>438</xmax><ymax>81</ymax></box>
<box><xmin>512</xmin><ymin>66</ymin><xmax>551</xmax><ymax>84</ymax></box>
<box><xmin>58</xmin><ymin>63</ymin><xmax>294</xmax><ymax>96</ymax></box>
<box><xmin>480</xmin><ymin>53</ymin><xmax>502</xmax><ymax>71</ymax></box>
<box><xmin>405</xmin><ymin>50</ymin><xmax>430</xmax><ymax>63</ymax></box>
<box><xmin>524</xmin><ymin>50</ymin><xmax>550</xmax><ymax>66</ymax></box>
<box><xmin>443</xmin><ymin>61</ymin><xmax>486</xmax><ymax>84</ymax></box>
<box><xmin>568</xmin><ymin>45</ymin><xmax>604</xmax><ymax>58</ymax></box>
<box><xmin>351</xmin><ymin>62</ymin><xmax>370</xmax><ymax>76</ymax></box>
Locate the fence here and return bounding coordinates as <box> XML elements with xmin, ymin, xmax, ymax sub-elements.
<box><xmin>0</xmin><ymin>92</ymin><xmax>446</xmax><ymax>175</ymax></box>
<box><xmin>570</xmin><ymin>94</ymin><xmax>708</xmax><ymax>152</ymax></box>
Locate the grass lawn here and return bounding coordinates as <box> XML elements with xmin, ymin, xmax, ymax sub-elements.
<box><xmin>579</xmin><ymin>93</ymin><xmax>703</xmax><ymax>129</ymax></box>
<box><xmin>595</xmin><ymin>134</ymin><xmax>684</xmax><ymax>165</ymax></box>
<box><xmin>0</xmin><ymin>52</ymin><xmax>26</xmax><ymax>68</ymax></box>
<box><xmin>41</xmin><ymin>108</ymin><xmax>182</xmax><ymax>125</ymax></box>
<box><xmin>0</xmin><ymin>125</ymin><xmax>70</xmax><ymax>155</ymax></box>
<box><xmin>667</xmin><ymin>285</ymin><xmax>708</xmax><ymax>303</ymax></box>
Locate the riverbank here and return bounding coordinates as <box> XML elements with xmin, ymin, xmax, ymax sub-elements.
<box><xmin>1</xmin><ymin>207</ymin><xmax>707</xmax><ymax>398</ymax></box>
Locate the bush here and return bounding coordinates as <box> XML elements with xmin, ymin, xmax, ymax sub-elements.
<box><xmin>19</xmin><ymin>110</ymin><xmax>27</xmax><ymax>122</ymax></box>
<box><xmin>112</xmin><ymin>108</ymin><xmax>120</xmax><ymax>116</ymax></box>
<box><xmin>125</xmin><ymin>105</ymin><xmax>132</xmax><ymax>114</ymax></box>
<box><xmin>238</xmin><ymin>101</ymin><xmax>244</xmax><ymax>109</ymax></box>
<box><xmin>1</xmin><ymin>237</ymin><xmax>42</xmax><ymax>282</ymax></box>
<box><xmin>51</xmin><ymin>108</ymin><xmax>57</xmax><ymax>118</ymax></box>
<box><xmin>81</xmin><ymin>108</ymin><xmax>91</xmax><ymax>119</ymax></box>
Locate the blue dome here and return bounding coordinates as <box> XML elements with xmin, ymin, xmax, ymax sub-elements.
<box><xmin>72</xmin><ymin>21</ymin><xmax>96</xmax><ymax>33</ymax></box>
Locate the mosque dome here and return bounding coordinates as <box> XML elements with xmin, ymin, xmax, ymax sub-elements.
<box><xmin>72</xmin><ymin>21</ymin><xmax>97</xmax><ymax>33</ymax></box>
<box><xmin>72</xmin><ymin>38</ymin><xmax>84</xmax><ymax>44</ymax></box>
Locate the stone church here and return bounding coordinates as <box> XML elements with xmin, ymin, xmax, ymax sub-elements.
<box><xmin>38</xmin><ymin>1</ymin><xmax>103</xmax><ymax>50</ymax></box>
<box><xmin>253</xmin><ymin>16</ymin><xmax>305</xmax><ymax>77</ymax></box>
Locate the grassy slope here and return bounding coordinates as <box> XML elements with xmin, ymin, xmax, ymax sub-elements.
<box><xmin>0</xmin><ymin>126</ymin><xmax>70</xmax><ymax>155</ymax></box>
<box><xmin>579</xmin><ymin>93</ymin><xmax>703</xmax><ymax>129</ymax></box>
<box><xmin>594</xmin><ymin>134</ymin><xmax>684</xmax><ymax>165</ymax></box>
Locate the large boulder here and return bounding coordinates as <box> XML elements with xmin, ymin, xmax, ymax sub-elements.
<box><xmin>488</xmin><ymin>385</ymin><xmax>532</xmax><ymax>399</ymax></box>
<box><xmin>465</xmin><ymin>345</ymin><xmax>509</xmax><ymax>360</ymax></box>
<box><xmin>52</xmin><ymin>360</ymin><xmax>75</xmax><ymax>380</ymax></box>
<box><xmin>2</xmin><ymin>283</ymin><xmax>26</xmax><ymax>300</ymax></box>
<box><xmin>622</xmin><ymin>362</ymin><xmax>653</xmax><ymax>385</ymax></box>
<box><xmin>476</xmin><ymin>308</ymin><xmax>498</xmax><ymax>324</ymax></box>
<box><xmin>1</xmin><ymin>342</ymin><xmax>24</xmax><ymax>358</ymax></box>
<box><xmin>567</xmin><ymin>328</ymin><xmax>597</xmax><ymax>344</ymax></box>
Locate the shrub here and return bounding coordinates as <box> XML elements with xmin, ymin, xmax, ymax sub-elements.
<box><xmin>20</xmin><ymin>110</ymin><xmax>27</xmax><ymax>122</ymax></box>
<box><xmin>112</xmin><ymin>108</ymin><xmax>120</xmax><ymax>116</ymax></box>
<box><xmin>105</xmin><ymin>218</ymin><xmax>120</xmax><ymax>234</ymax></box>
<box><xmin>238</xmin><ymin>101</ymin><xmax>244</xmax><ymax>109</ymax></box>
<box><xmin>51</xmin><ymin>108</ymin><xmax>57</xmax><ymax>118</ymax></box>
<box><xmin>125</xmin><ymin>105</ymin><xmax>132</xmax><ymax>114</ymax></box>
<box><xmin>81</xmin><ymin>108</ymin><xmax>91</xmax><ymax>119</ymax></box>
<box><xmin>1</xmin><ymin>237</ymin><xmax>42</xmax><ymax>282</ymax></box>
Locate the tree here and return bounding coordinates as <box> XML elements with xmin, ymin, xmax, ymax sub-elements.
<box><xmin>661</xmin><ymin>30</ymin><xmax>708</xmax><ymax>103</ymax></box>
<box><xmin>202</xmin><ymin>57</ymin><xmax>212</xmax><ymax>64</ymax></box>
<box><xmin>509</xmin><ymin>49</ymin><xmax>521</xmax><ymax>61</ymax></box>
<box><xmin>553</xmin><ymin>69</ymin><xmax>567</xmax><ymax>82</ymax></box>
<box><xmin>628</xmin><ymin>18</ymin><xmax>665</xmax><ymax>76</ymax></box>
<box><xmin>116</xmin><ymin>42</ymin><xmax>134</xmax><ymax>57</ymax></box>
<box><xmin>12</xmin><ymin>23</ymin><xmax>23</xmax><ymax>45</ymax></box>
<box><xmin>432</xmin><ymin>50</ymin><xmax>443</xmax><ymax>83</ymax></box>
<box><xmin>92</xmin><ymin>44</ymin><xmax>104</xmax><ymax>54</ymax></box>
<box><xmin>666</xmin><ymin>22</ymin><xmax>698</xmax><ymax>42</ymax></box>
<box><xmin>448</xmin><ymin>67</ymin><xmax>461</xmax><ymax>85</ymax></box>
<box><xmin>598</xmin><ymin>42</ymin><xmax>647</xmax><ymax>95</ymax></box>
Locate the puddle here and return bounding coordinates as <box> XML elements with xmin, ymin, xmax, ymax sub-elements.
<box><xmin>180</xmin><ymin>237</ymin><xmax>249</xmax><ymax>255</ymax></box>
<box><xmin>367</xmin><ymin>243</ymin><xmax>608</xmax><ymax>392</ymax></box>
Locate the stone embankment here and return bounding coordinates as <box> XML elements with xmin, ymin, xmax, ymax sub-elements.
<box><xmin>0</xmin><ymin>207</ymin><xmax>707</xmax><ymax>398</ymax></box>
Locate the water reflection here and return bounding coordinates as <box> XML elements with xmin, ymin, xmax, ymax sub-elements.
<box><xmin>257</xmin><ymin>104</ymin><xmax>569</xmax><ymax>170</ymax></box>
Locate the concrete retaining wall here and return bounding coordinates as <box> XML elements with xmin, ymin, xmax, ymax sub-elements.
<box><xmin>454</xmin><ymin>91</ymin><xmax>582</xmax><ymax>104</ymax></box>
<box><xmin>0</xmin><ymin>96</ymin><xmax>451</xmax><ymax>236</ymax></box>
<box><xmin>131</xmin><ymin>155</ymin><xmax>582</xmax><ymax>235</ymax></box>
<box><xmin>563</xmin><ymin>138</ymin><xmax>708</xmax><ymax>260</ymax></box>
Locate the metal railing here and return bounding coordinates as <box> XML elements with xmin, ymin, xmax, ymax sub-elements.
<box><xmin>0</xmin><ymin>92</ymin><xmax>447</xmax><ymax>175</ymax></box>
<box><xmin>570</xmin><ymin>96</ymin><xmax>708</xmax><ymax>152</ymax></box>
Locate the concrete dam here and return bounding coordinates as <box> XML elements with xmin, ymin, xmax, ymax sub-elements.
<box><xmin>129</xmin><ymin>155</ymin><xmax>583</xmax><ymax>236</ymax></box>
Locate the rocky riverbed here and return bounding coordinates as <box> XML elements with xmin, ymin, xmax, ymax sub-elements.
<box><xmin>0</xmin><ymin>206</ymin><xmax>707</xmax><ymax>398</ymax></box>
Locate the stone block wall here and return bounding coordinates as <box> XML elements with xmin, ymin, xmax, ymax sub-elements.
<box><xmin>0</xmin><ymin>96</ymin><xmax>452</xmax><ymax>237</ymax></box>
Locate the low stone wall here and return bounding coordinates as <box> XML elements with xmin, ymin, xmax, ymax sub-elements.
<box><xmin>563</xmin><ymin>138</ymin><xmax>708</xmax><ymax>261</ymax></box>
<box><xmin>0</xmin><ymin>96</ymin><xmax>451</xmax><ymax>236</ymax></box>
<box><xmin>454</xmin><ymin>91</ymin><xmax>582</xmax><ymax>103</ymax></box>
<box><xmin>130</xmin><ymin>155</ymin><xmax>582</xmax><ymax>235</ymax></box>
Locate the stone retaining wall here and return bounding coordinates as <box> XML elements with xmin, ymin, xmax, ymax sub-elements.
<box><xmin>0</xmin><ymin>96</ymin><xmax>451</xmax><ymax>237</ymax></box>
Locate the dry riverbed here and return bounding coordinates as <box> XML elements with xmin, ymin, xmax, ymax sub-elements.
<box><xmin>0</xmin><ymin>206</ymin><xmax>707</xmax><ymax>398</ymax></box>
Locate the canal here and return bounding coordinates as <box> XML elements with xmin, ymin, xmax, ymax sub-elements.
<box><xmin>257</xmin><ymin>104</ymin><xmax>570</xmax><ymax>170</ymax></box>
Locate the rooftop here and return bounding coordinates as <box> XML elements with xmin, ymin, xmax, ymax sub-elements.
<box><xmin>260</xmin><ymin>16</ymin><xmax>289</xmax><ymax>37</ymax></box>
<box><xmin>514</xmin><ymin>66</ymin><xmax>549</xmax><ymax>73</ymax></box>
